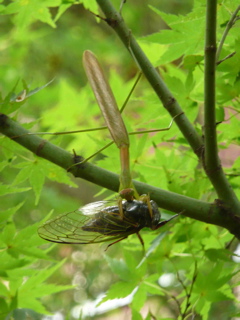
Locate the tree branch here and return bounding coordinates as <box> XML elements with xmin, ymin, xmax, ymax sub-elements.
<box><xmin>1</xmin><ymin>113</ymin><xmax>240</xmax><ymax>239</ymax></box>
<box><xmin>204</xmin><ymin>1</ymin><xmax>240</xmax><ymax>213</ymax></box>
<box><xmin>95</xmin><ymin>0</ymin><xmax>240</xmax><ymax>217</ymax></box>
<box><xmin>96</xmin><ymin>0</ymin><xmax>204</xmax><ymax>159</ymax></box>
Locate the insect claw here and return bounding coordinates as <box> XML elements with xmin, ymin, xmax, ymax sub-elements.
<box><xmin>119</xmin><ymin>188</ymin><xmax>135</xmax><ymax>201</ymax></box>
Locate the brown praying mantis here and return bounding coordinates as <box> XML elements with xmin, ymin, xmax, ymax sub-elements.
<box><xmin>37</xmin><ymin>50</ymin><xmax>180</xmax><ymax>248</ymax></box>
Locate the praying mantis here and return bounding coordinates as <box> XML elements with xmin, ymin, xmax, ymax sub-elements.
<box><xmin>38</xmin><ymin>50</ymin><xmax>180</xmax><ymax>248</ymax></box>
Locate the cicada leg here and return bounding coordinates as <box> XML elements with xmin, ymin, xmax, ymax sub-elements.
<box><xmin>136</xmin><ymin>232</ymin><xmax>145</xmax><ymax>248</ymax></box>
<box><xmin>139</xmin><ymin>194</ymin><xmax>153</xmax><ymax>218</ymax></box>
<box><xmin>104</xmin><ymin>236</ymin><xmax>128</xmax><ymax>251</ymax></box>
<box><xmin>104</xmin><ymin>232</ymin><xmax>145</xmax><ymax>251</ymax></box>
<box><xmin>117</xmin><ymin>197</ymin><xmax>124</xmax><ymax>220</ymax></box>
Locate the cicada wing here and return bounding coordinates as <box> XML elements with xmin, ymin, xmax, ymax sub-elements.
<box><xmin>38</xmin><ymin>210</ymin><xmax>101</xmax><ymax>244</ymax></box>
<box><xmin>38</xmin><ymin>203</ymin><xmax>136</xmax><ymax>245</ymax></box>
<box><xmin>80</xmin><ymin>200</ymin><xmax>118</xmax><ymax>215</ymax></box>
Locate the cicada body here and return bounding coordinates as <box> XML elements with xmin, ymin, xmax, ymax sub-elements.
<box><xmin>38</xmin><ymin>198</ymin><xmax>177</xmax><ymax>247</ymax></box>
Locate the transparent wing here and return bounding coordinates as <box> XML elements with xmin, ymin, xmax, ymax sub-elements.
<box><xmin>80</xmin><ymin>200</ymin><xmax>119</xmax><ymax>215</ymax></box>
<box><xmin>38</xmin><ymin>202</ymin><xmax>137</xmax><ymax>245</ymax></box>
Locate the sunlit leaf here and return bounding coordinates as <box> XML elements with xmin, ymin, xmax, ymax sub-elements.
<box><xmin>132</xmin><ymin>285</ymin><xmax>147</xmax><ymax>311</ymax></box>
<box><xmin>99</xmin><ymin>281</ymin><xmax>137</xmax><ymax>304</ymax></box>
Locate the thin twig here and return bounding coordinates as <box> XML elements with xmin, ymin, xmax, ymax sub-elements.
<box><xmin>216</xmin><ymin>5</ymin><xmax>240</xmax><ymax>62</ymax></box>
<box><xmin>216</xmin><ymin>51</ymin><xmax>236</xmax><ymax>65</ymax></box>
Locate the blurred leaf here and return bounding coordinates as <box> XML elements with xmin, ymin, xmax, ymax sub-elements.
<box><xmin>0</xmin><ymin>222</ymin><xmax>16</xmax><ymax>245</ymax></box>
<box><xmin>0</xmin><ymin>298</ymin><xmax>9</xmax><ymax>318</ymax></box>
<box><xmin>183</xmin><ymin>54</ymin><xmax>204</xmax><ymax>71</ymax></box>
<box><xmin>0</xmin><ymin>183</ymin><xmax>31</xmax><ymax>196</ymax></box>
<box><xmin>142</xmin><ymin>274</ymin><xmax>164</xmax><ymax>296</ymax></box>
<box><xmin>99</xmin><ymin>281</ymin><xmax>137</xmax><ymax>304</ymax></box>
<box><xmin>147</xmin><ymin>6</ymin><xmax>205</xmax><ymax>63</ymax></box>
<box><xmin>3</xmin><ymin>0</ymin><xmax>61</xmax><ymax>29</ymax></box>
<box><xmin>131</xmin><ymin>308</ymin><xmax>143</xmax><ymax>320</ymax></box>
<box><xmin>0</xmin><ymin>282</ymin><xmax>9</xmax><ymax>296</ymax></box>
<box><xmin>6</xmin><ymin>308</ymin><xmax>44</xmax><ymax>320</ymax></box>
<box><xmin>205</xmin><ymin>248</ymin><xmax>232</xmax><ymax>262</ymax></box>
<box><xmin>132</xmin><ymin>285</ymin><xmax>147</xmax><ymax>311</ymax></box>
<box><xmin>0</xmin><ymin>202</ymin><xmax>24</xmax><ymax>224</ymax></box>
<box><xmin>105</xmin><ymin>255</ymin><xmax>138</xmax><ymax>282</ymax></box>
<box><xmin>81</xmin><ymin>0</ymin><xmax>99</xmax><ymax>12</ymax></box>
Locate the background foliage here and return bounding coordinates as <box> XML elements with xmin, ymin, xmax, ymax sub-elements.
<box><xmin>0</xmin><ymin>0</ymin><xmax>240</xmax><ymax>319</ymax></box>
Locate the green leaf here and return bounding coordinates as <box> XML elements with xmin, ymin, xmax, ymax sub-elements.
<box><xmin>132</xmin><ymin>285</ymin><xmax>147</xmax><ymax>311</ymax></box>
<box><xmin>0</xmin><ymin>80</ymin><xmax>23</xmax><ymax>114</ymax></box>
<box><xmin>29</xmin><ymin>163</ymin><xmax>45</xmax><ymax>205</ymax></box>
<box><xmin>142</xmin><ymin>276</ymin><xmax>164</xmax><ymax>296</ymax></box>
<box><xmin>3</xmin><ymin>260</ymin><xmax>72</xmax><ymax>313</ymax></box>
<box><xmin>0</xmin><ymin>222</ymin><xmax>16</xmax><ymax>245</ymax></box>
<box><xmin>4</xmin><ymin>0</ymin><xmax>61</xmax><ymax>29</ymax></box>
<box><xmin>19</xmin><ymin>260</ymin><xmax>67</xmax><ymax>290</ymax></box>
<box><xmin>131</xmin><ymin>308</ymin><xmax>143</xmax><ymax>320</ymax></box>
<box><xmin>0</xmin><ymin>252</ymin><xmax>29</xmax><ymax>271</ymax></box>
<box><xmin>123</xmin><ymin>249</ymin><xmax>147</xmax><ymax>279</ymax></box>
<box><xmin>137</xmin><ymin>232</ymin><xmax>168</xmax><ymax>268</ymax></box>
<box><xmin>8</xmin><ymin>309</ymin><xmax>44</xmax><ymax>320</ymax></box>
<box><xmin>54</xmin><ymin>3</ymin><xmax>72</xmax><ymax>22</ymax></box>
<box><xmin>21</xmin><ymin>283</ymin><xmax>73</xmax><ymax>298</ymax></box>
<box><xmin>16</xmin><ymin>297</ymin><xmax>49</xmax><ymax>315</ymax></box>
<box><xmin>9</xmin><ymin>291</ymin><xmax>18</xmax><ymax>311</ymax></box>
<box><xmin>105</xmin><ymin>255</ymin><xmax>137</xmax><ymax>282</ymax></box>
<box><xmin>195</xmin><ymin>300</ymin><xmax>211</xmax><ymax>320</ymax></box>
<box><xmin>81</xmin><ymin>0</ymin><xmax>98</xmax><ymax>12</ymax></box>
<box><xmin>10</xmin><ymin>247</ymin><xmax>50</xmax><ymax>260</ymax></box>
<box><xmin>0</xmin><ymin>298</ymin><xmax>9</xmax><ymax>317</ymax></box>
<box><xmin>147</xmin><ymin>6</ymin><xmax>205</xmax><ymax>63</ymax></box>
<box><xmin>7</xmin><ymin>222</ymin><xmax>53</xmax><ymax>259</ymax></box>
<box><xmin>100</xmin><ymin>282</ymin><xmax>138</xmax><ymax>304</ymax></box>
<box><xmin>0</xmin><ymin>160</ymin><xmax>9</xmax><ymax>172</ymax></box>
<box><xmin>43</xmin><ymin>161</ymin><xmax>77</xmax><ymax>188</ymax></box>
<box><xmin>0</xmin><ymin>183</ymin><xmax>31</xmax><ymax>196</ymax></box>
<box><xmin>205</xmin><ymin>290</ymin><xmax>232</xmax><ymax>303</ymax></box>
<box><xmin>12</xmin><ymin>166</ymin><xmax>31</xmax><ymax>185</ymax></box>
<box><xmin>183</xmin><ymin>54</ymin><xmax>204</xmax><ymax>71</ymax></box>
<box><xmin>205</xmin><ymin>248</ymin><xmax>232</xmax><ymax>262</ymax></box>
<box><xmin>0</xmin><ymin>203</ymin><xmax>24</xmax><ymax>224</ymax></box>
<box><xmin>0</xmin><ymin>282</ymin><xmax>9</xmax><ymax>297</ymax></box>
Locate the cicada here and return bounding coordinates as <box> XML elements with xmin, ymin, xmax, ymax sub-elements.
<box><xmin>38</xmin><ymin>196</ymin><xmax>178</xmax><ymax>248</ymax></box>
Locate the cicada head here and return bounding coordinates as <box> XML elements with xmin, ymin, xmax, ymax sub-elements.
<box><xmin>123</xmin><ymin>199</ymin><xmax>161</xmax><ymax>229</ymax></box>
